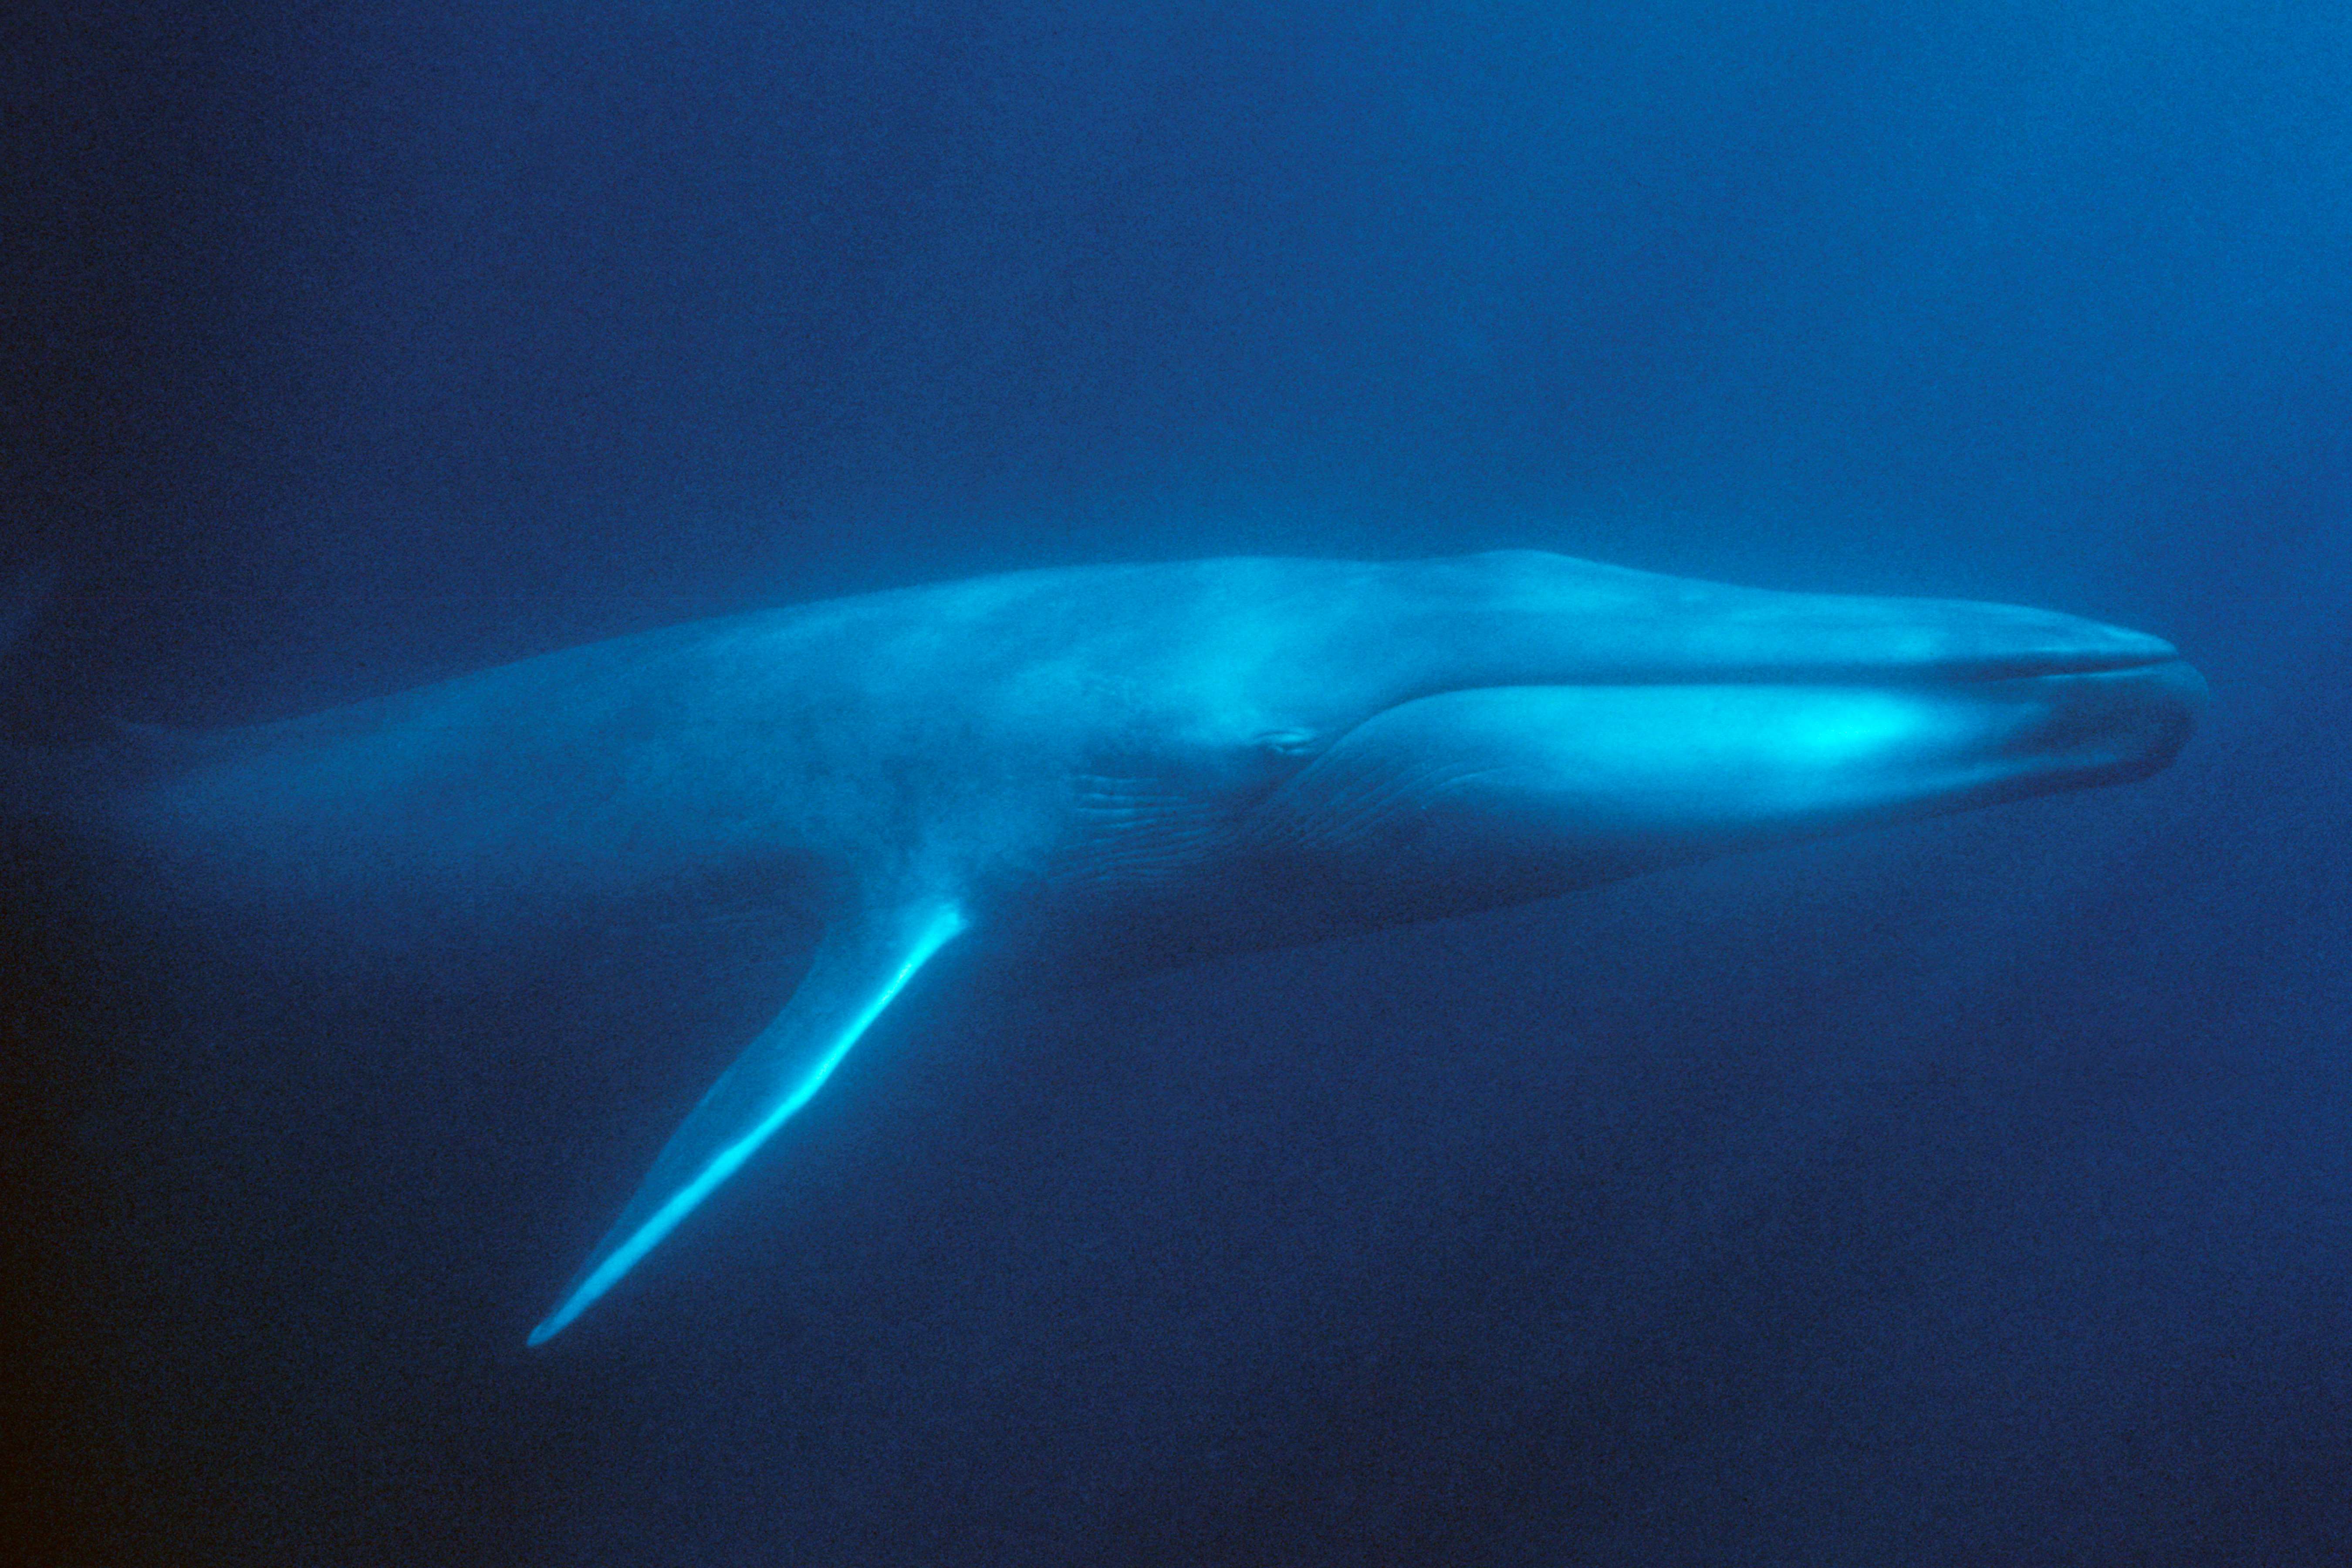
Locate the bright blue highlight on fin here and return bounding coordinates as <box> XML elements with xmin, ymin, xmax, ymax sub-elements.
<box><xmin>528</xmin><ymin>898</ymin><xmax>969</xmax><ymax>1345</ymax></box>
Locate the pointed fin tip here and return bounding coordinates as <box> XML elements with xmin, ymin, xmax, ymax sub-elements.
<box><xmin>525</xmin><ymin>1114</ymin><xmax>793</xmax><ymax>1346</ymax></box>
<box><xmin>524</xmin><ymin>899</ymin><xmax>970</xmax><ymax>1347</ymax></box>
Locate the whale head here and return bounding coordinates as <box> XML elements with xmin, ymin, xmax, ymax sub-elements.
<box><xmin>1127</xmin><ymin>551</ymin><xmax>2205</xmax><ymax>930</ymax></box>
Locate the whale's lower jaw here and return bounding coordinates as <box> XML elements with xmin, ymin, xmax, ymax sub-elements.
<box><xmin>1238</xmin><ymin>658</ymin><xmax>2203</xmax><ymax>911</ymax></box>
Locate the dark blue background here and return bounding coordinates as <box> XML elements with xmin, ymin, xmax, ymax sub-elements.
<box><xmin>6</xmin><ymin>2</ymin><xmax>2348</xmax><ymax>1561</ymax></box>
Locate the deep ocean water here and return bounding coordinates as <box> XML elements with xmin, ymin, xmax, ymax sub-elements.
<box><xmin>5</xmin><ymin>3</ymin><xmax>2348</xmax><ymax>1563</ymax></box>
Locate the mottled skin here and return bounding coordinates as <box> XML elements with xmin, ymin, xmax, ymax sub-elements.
<box><xmin>27</xmin><ymin>552</ymin><xmax>2202</xmax><ymax>1339</ymax></box>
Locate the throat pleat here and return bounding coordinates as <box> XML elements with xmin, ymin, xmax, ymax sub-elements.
<box><xmin>1065</xmin><ymin>774</ymin><xmax>1237</xmax><ymax>887</ymax></box>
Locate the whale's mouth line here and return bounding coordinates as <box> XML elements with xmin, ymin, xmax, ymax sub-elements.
<box><xmin>1511</xmin><ymin>650</ymin><xmax>2186</xmax><ymax>691</ymax></box>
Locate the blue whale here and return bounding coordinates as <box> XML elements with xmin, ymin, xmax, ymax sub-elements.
<box><xmin>10</xmin><ymin>552</ymin><xmax>2202</xmax><ymax>1342</ymax></box>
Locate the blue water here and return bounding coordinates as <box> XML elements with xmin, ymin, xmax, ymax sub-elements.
<box><xmin>6</xmin><ymin>2</ymin><xmax>2347</xmax><ymax>1562</ymax></box>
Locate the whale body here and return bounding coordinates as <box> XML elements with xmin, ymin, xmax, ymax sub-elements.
<box><xmin>8</xmin><ymin>552</ymin><xmax>2202</xmax><ymax>1342</ymax></box>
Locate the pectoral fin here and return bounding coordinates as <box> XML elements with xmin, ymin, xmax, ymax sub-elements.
<box><xmin>528</xmin><ymin>897</ymin><xmax>969</xmax><ymax>1345</ymax></box>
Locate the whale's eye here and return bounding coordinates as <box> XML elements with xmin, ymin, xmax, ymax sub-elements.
<box><xmin>1255</xmin><ymin>728</ymin><xmax>1320</xmax><ymax>757</ymax></box>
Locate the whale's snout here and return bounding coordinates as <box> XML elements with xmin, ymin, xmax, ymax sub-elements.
<box><xmin>1996</xmin><ymin>654</ymin><xmax>2204</xmax><ymax>788</ymax></box>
